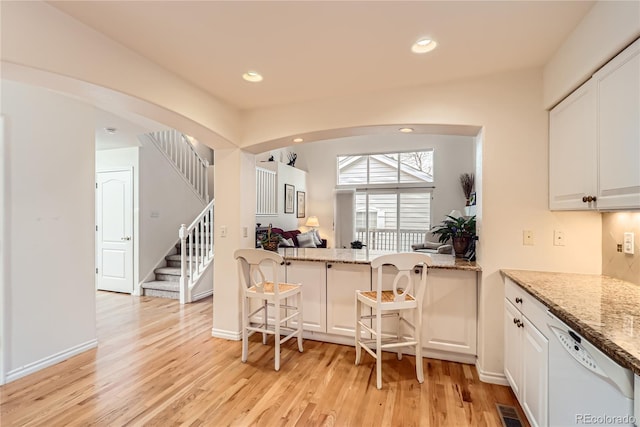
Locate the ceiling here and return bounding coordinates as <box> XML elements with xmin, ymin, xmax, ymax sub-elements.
<box><xmin>48</xmin><ymin>1</ymin><xmax>594</xmax><ymax>111</ymax></box>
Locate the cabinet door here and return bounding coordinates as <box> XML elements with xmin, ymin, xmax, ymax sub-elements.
<box><xmin>286</xmin><ymin>260</ymin><xmax>326</xmax><ymax>332</ymax></box>
<box><xmin>422</xmin><ymin>269</ymin><xmax>477</xmax><ymax>355</ymax></box>
<box><xmin>504</xmin><ymin>299</ymin><xmax>522</xmax><ymax>397</ymax></box>
<box><xmin>595</xmin><ymin>39</ymin><xmax>640</xmax><ymax>210</ymax></box>
<box><xmin>521</xmin><ymin>318</ymin><xmax>548</xmax><ymax>427</ymax></box>
<box><xmin>549</xmin><ymin>79</ymin><xmax>598</xmax><ymax>210</ymax></box>
<box><xmin>326</xmin><ymin>263</ymin><xmax>371</xmax><ymax>337</ymax></box>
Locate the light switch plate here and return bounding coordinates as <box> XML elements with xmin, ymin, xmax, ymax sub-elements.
<box><xmin>623</xmin><ymin>232</ymin><xmax>634</xmax><ymax>254</ymax></box>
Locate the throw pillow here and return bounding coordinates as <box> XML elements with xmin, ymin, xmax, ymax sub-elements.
<box><xmin>312</xmin><ymin>229</ymin><xmax>322</xmax><ymax>246</ymax></box>
<box><xmin>296</xmin><ymin>232</ymin><xmax>317</xmax><ymax>248</ymax></box>
<box><xmin>279</xmin><ymin>236</ymin><xmax>294</xmax><ymax>247</ymax></box>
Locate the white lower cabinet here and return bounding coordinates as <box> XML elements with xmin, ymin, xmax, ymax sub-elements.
<box><xmin>422</xmin><ymin>269</ymin><xmax>477</xmax><ymax>356</ymax></box>
<box><xmin>326</xmin><ymin>262</ymin><xmax>371</xmax><ymax>337</ymax></box>
<box><xmin>286</xmin><ymin>260</ymin><xmax>327</xmax><ymax>332</ymax></box>
<box><xmin>504</xmin><ymin>283</ymin><xmax>549</xmax><ymax>427</ymax></box>
<box><xmin>634</xmin><ymin>375</ymin><xmax>639</xmax><ymax>423</ymax></box>
<box><xmin>521</xmin><ymin>316</ymin><xmax>548</xmax><ymax>427</ymax></box>
<box><xmin>277</xmin><ymin>258</ymin><xmax>478</xmax><ymax>362</ymax></box>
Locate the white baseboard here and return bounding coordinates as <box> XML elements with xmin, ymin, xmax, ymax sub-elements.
<box><xmin>6</xmin><ymin>339</ymin><xmax>98</xmax><ymax>383</ymax></box>
<box><xmin>211</xmin><ymin>328</ymin><xmax>241</xmax><ymax>341</ymax></box>
<box><xmin>476</xmin><ymin>363</ymin><xmax>509</xmax><ymax>385</ymax></box>
<box><xmin>192</xmin><ymin>289</ymin><xmax>213</xmax><ymax>302</ymax></box>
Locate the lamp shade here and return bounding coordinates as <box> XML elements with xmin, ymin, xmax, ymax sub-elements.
<box><xmin>305</xmin><ymin>216</ymin><xmax>320</xmax><ymax>227</ymax></box>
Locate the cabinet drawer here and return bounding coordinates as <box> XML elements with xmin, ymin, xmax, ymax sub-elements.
<box><xmin>505</xmin><ymin>278</ymin><xmax>548</xmax><ymax>331</ymax></box>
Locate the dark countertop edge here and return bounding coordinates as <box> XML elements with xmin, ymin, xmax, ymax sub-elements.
<box><xmin>501</xmin><ymin>269</ymin><xmax>640</xmax><ymax>376</ymax></box>
<box><xmin>282</xmin><ymin>255</ymin><xmax>482</xmax><ymax>272</ymax></box>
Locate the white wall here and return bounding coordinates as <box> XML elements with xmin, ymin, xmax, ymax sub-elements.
<box><xmin>138</xmin><ymin>137</ymin><xmax>205</xmax><ymax>286</ymax></box>
<box><xmin>96</xmin><ymin>147</ymin><xmax>140</xmax><ymax>287</ymax></box>
<box><xmin>543</xmin><ymin>1</ymin><xmax>640</xmax><ymax>108</ymax></box>
<box><xmin>2</xmin><ymin>80</ymin><xmax>97</xmax><ymax>381</ymax></box>
<box><xmin>293</xmin><ymin>133</ymin><xmax>474</xmax><ymax>247</ymax></box>
<box><xmin>255</xmin><ymin>161</ymin><xmax>307</xmax><ymax>231</ymax></box>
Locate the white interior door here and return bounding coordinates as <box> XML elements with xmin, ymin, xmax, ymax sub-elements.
<box><xmin>96</xmin><ymin>169</ymin><xmax>133</xmax><ymax>293</ymax></box>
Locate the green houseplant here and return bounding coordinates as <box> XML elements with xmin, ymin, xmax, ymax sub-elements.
<box><xmin>431</xmin><ymin>215</ymin><xmax>476</xmax><ymax>258</ymax></box>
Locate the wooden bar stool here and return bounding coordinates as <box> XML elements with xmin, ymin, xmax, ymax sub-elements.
<box><xmin>355</xmin><ymin>252</ymin><xmax>432</xmax><ymax>389</ymax></box>
<box><xmin>234</xmin><ymin>248</ymin><xmax>304</xmax><ymax>371</ymax></box>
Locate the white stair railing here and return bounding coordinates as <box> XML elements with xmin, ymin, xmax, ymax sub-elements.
<box><xmin>179</xmin><ymin>199</ymin><xmax>214</xmax><ymax>304</ymax></box>
<box><xmin>148</xmin><ymin>130</ymin><xmax>209</xmax><ymax>203</ymax></box>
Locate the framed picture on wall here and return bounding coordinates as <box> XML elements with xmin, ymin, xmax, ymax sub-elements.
<box><xmin>284</xmin><ymin>184</ymin><xmax>295</xmax><ymax>214</ymax></box>
<box><xmin>297</xmin><ymin>191</ymin><xmax>306</xmax><ymax>218</ymax></box>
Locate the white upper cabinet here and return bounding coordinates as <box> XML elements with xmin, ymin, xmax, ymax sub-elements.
<box><xmin>595</xmin><ymin>39</ymin><xmax>640</xmax><ymax>210</ymax></box>
<box><xmin>549</xmin><ymin>38</ymin><xmax>640</xmax><ymax>211</ymax></box>
<box><xmin>549</xmin><ymin>79</ymin><xmax>598</xmax><ymax>210</ymax></box>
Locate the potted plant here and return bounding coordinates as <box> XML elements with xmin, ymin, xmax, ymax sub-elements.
<box><xmin>259</xmin><ymin>225</ymin><xmax>281</xmax><ymax>251</ymax></box>
<box><xmin>431</xmin><ymin>215</ymin><xmax>476</xmax><ymax>258</ymax></box>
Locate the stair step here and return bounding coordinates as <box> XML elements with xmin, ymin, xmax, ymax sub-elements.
<box><xmin>154</xmin><ymin>267</ymin><xmax>182</xmax><ymax>276</ymax></box>
<box><xmin>141</xmin><ymin>281</ymin><xmax>179</xmax><ymax>300</ymax></box>
<box><xmin>142</xmin><ymin>280</ymin><xmax>180</xmax><ymax>292</ymax></box>
<box><xmin>165</xmin><ymin>254</ymin><xmax>212</xmax><ymax>262</ymax></box>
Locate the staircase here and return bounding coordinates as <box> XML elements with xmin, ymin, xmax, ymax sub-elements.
<box><xmin>139</xmin><ymin>129</ymin><xmax>215</xmax><ymax>303</ymax></box>
<box><xmin>141</xmin><ymin>228</ymin><xmax>213</xmax><ymax>300</ymax></box>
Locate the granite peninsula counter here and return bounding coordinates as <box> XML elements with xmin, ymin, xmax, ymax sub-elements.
<box><xmin>502</xmin><ymin>269</ymin><xmax>640</xmax><ymax>375</ymax></box>
<box><xmin>279</xmin><ymin>248</ymin><xmax>481</xmax><ymax>271</ymax></box>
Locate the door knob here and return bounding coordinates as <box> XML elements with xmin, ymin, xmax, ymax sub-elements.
<box><xmin>121</xmin><ymin>236</ymin><xmax>131</xmax><ymax>241</ymax></box>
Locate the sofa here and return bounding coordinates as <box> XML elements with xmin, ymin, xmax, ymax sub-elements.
<box><xmin>411</xmin><ymin>230</ymin><xmax>452</xmax><ymax>254</ymax></box>
<box><xmin>256</xmin><ymin>226</ymin><xmax>327</xmax><ymax>248</ymax></box>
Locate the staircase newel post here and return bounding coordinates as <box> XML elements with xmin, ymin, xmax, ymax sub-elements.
<box><xmin>204</xmin><ymin>159</ymin><xmax>209</xmax><ymax>203</ymax></box>
<box><xmin>179</xmin><ymin>224</ymin><xmax>188</xmax><ymax>304</ymax></box>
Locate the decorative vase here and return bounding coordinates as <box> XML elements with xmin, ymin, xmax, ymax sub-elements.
<box><xmin>452</xmin><ymin>236</ymin><xmax>471</xmax><ymax>258</ymax></box>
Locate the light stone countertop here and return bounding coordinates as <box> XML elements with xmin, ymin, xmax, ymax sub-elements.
<box><xmin>279</xmin><ymin>248</ymin><xmax>481</xmax><ymax>271</ymax></box>
<box><xmin>502</xmin><ymin>269</ymin><xmax>640</xmax><ymax>375</ymax></box>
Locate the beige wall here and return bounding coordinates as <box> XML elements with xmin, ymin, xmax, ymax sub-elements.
<box><xmin>603</xmin><ymin>212</ymin><xmax>640</xmax><ymax>286</ymax></box>
<box><xmin>0</xmin><ymin>0</ymin><xmax>239</xmax><ymax>149</ymax></box>
<box><xmin>221</xmin><ymin>68</ymin><xmax>602</xmax><ymax>381</ymax></box>
<box><xmin>2</xmin><ymin>81</ymin><xmax>97</xmax><ymax>381</ymax></box>
<box><xmin>543</xmin><ymin>1</ymin><xmax>640</xmax><ymax>108</ymax></box>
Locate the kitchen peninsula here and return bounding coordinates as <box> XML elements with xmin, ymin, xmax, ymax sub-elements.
<box><xmin>272</xmin><ymin>248</ymin><xmax>481</xmax><ymax>364</ymax></box>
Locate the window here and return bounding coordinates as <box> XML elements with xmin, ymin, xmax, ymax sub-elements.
<box><xmin>354</xmin><ymin>189</ymin><xmax>431</xmax><ymax>251</ymax></box>
<box><xmin>337</xmin><ymin>150</ymin><xmax>433</xmax><ymax>185</ymax></box>
<box><xmin>338</xmin><ymin>150</ymin><xmax>434</xmax><ymax>252</ymax></box>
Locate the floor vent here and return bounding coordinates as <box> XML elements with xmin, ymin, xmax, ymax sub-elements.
<box><xmin>496</xmin><ymin>404</ymin><xmax>524</xmax><ymax>427</ymax></box>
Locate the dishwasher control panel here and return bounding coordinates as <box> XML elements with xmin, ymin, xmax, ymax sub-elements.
<box><xmin>549</xmin><ymin>326</ymin><xmax>608</xmax><ymax>378</ymax></box>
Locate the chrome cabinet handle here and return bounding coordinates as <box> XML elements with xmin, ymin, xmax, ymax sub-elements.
<box><xmin>121</xmin><ymin>236</ymin><xmax>131</xmax><ymax>241</ymax></box>
<box><xmin>515</xmin><ymin>297</ymin><xmax>522</xmax><ymax>304</ymax></box>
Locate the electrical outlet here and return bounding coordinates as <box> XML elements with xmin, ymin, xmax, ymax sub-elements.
<box><xmin>523</xmin><ymin>230</ymin><xmax>534</xmax><ymax>246</ymax></box>
<box><xmin>220</xmin><ymin>225</ymin><xmax>227</xmax><ymax>238</ymax></box>
<box><xmin>553</xmin><ymin>230</ymin><xmax>565</xmax><ymax>246</ymax></box>
<box><xmin>243</xmin><ymin>226</ymin><xmax>248</xmax><ymax>238</ymax></box>
<box><xmin>623</xmin><ymin>232</ymin><xmax>634</xmax><ymax>254</ymax></box>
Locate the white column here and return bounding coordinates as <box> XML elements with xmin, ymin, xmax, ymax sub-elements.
<box><xmin>212</xmin><ymin>148</ymin><xmax>256</xmax><ymax>340</ymax></box>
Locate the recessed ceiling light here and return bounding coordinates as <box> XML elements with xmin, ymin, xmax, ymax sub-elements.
<box><xmin>242</xmin><ymin>71</ymin><xmax>263</xmax><ymax>82</ymax></box>
<box><xmin>399</xmin><ymin>127</ymin><xmax>414</xmax><ymax>133</ymax></box>
<box><xmin>105</xmin><ymin>127</ymin><xmax>117</xmax><ymax>134</ymax></box>
<box><xmin>293</xmin><ymin>137</ymin><xmax>304</xmax><ymax>143</ymax></box>
<box><xmin>411</xmin><ymin>38</ymin><xmax>437</xmax><ymax>54</ymax></box>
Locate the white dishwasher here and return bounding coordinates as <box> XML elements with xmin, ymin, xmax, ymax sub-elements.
<box><xmin>547</xmin><ymin>311</ymin><xmax>635</xmax><ymax>426</ymax></box>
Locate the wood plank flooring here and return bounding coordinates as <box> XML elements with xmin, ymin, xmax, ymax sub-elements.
<box><xmin>1</xmin><ymin>292</ymin><xmax>528</xmax><ymax>426</ymax></box>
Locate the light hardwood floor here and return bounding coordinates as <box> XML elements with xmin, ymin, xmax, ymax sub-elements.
<box><xmin>1</xmin><ymin>292</ymin><xmax>528</xmax><ymax>426</ymax></box>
